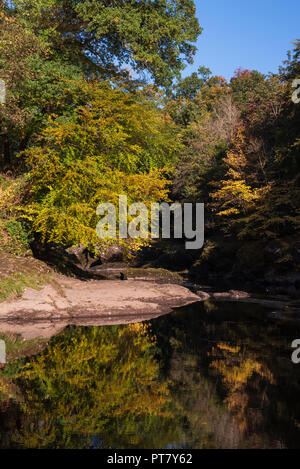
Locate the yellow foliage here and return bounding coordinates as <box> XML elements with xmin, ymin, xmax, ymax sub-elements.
<box><xmin>15</xmin><ymin>80</ymin><xmax>180</xmax><ymax>254</ymax></box>
<box><xmin>211</xmin><ymin>180</ymin><xmax>258</xmax><ymax>217</ymax></box>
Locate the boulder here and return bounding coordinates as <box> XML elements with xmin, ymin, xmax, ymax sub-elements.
<box><xmin>31</xmin><ymin>241</ymin><xmax>126</xmax><ymax>278</ymax></box>
<box><xmin>196</xmin><ymin>291</ymin><xmax>211</xmax><ymax>301</ymax></box>
<box><xmin>99</xmin><ymin>244</ymin><xmax>123</xmax><ymax>263</ymax></box>
<box><xmin>65</xmin><ymin>244</ymin><xmax>97</xmax><ymax>270</ymax></box>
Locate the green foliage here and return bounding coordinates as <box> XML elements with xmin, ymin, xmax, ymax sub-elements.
<box><xmin>0</xmin><ymin>174</ymin><xmax>32</xmax><ymax>254</ymax></box>
<box><xmin>166</xmin><ymin>74</ymin><xmax>229</xmax><ymax>127</ymax></box>
<box><xmin>0</xmin><ymin>219</ymin><xmax>32</xmax><ymax>255</ymax></box>
<box><xmin>1</xmin><ymin>0</ymin><xmax>200</xmax><ymax>166</ymax></box>
<box><xmin>173</xmin><ymin>66</ymin><xmax>212</xmax><ymax>100</ymax></box>
<box><xmin>0</xmin><ymin>9</ymin><xmax>85</xmax><ymax>166</ymax></box>
<box><xmin>10</xmin><ymin>0</ymin><xmax>201</xmax><ymax>89</ymax></box>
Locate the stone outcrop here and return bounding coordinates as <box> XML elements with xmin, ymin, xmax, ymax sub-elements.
<box><xmin>0</xmin><ymin>276</ymin><xmax>200</xmax><ymax>339</ymax></box>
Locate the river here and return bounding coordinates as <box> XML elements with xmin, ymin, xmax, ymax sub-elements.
<box><xmin>0</xmin><ymin>295</ymin><xmax>300</xmax><ymax>449</ymax></box>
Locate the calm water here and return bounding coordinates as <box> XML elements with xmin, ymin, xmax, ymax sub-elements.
<box><xmin>1</xmin><ymin>297</ymin><xmax>300</xmax><ymax>449</ymax></box>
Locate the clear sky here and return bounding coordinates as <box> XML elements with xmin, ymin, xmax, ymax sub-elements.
<box><xmin>183</xmin><ymin>0</ymin><xmax>300</xmax><ymax>81</ymax></box>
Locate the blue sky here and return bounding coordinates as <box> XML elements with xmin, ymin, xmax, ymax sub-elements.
<box><xmin>183</xmin><ymin>0</ymin><xmax>300</xmax><ymax>81</ymax></box>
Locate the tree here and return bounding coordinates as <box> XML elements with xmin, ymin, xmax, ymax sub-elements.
<box><xmin>174</xmin><ymin>66</ymin><xmax>212</xmax><ymax>100</ymax></box>
<box><xmin>9</xmin><ymin>0</ymin><xmax>202</xmax><ymax>89</ymax></box>
<box><xmin>15</xmin><ymin>80</ymin><xmax>180</xmax><ymax>253</ymax></box>
<box><xmin>0</xmin><ymin>0</ymin><xmax>201</xmax><ymax>166</ymax></box>
<box><xmin>0</xmin><ymin>7</ymin><xmax>85</xmax><ymax>166</ymax></box>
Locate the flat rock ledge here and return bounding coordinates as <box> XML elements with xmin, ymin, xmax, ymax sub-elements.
<box><xmin>0</xmin><ymin>277</ymin><xmax>199</xmax><ymax>338</ymax></box>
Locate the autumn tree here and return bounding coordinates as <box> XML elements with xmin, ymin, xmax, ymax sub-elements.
<box><xmin>12</xmin><ymin>81</ymin><xmax>180</xmax><ymax>253</ymax></box>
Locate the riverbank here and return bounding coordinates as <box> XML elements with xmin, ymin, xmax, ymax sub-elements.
<box><xmin>0</xmin><ymin>252</ymin><xmax>199</xmax><ymax>340</ymax></box>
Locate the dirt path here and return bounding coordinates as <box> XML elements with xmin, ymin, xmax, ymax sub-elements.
<box><xmin>0</xmin><ymin>276</ymin><xmax>199</xmax><ymax>338</ymax></box>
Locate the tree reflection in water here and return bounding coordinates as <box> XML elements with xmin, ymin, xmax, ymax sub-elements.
<box><xmin>0</xmin><ymin>299</ymin><xmax>300</xmax><ymax>449</ymax></box>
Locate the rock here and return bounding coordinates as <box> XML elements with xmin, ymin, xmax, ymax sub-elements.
<box><xmin>99</xmin><ymin>244</ymin><xmax>123</xmax><ymax>263</ymax></box>
<box><xmin>31</xmin><ymin>241</ymin><xmax>100</xmax><ymax>277</ymax></box>
<box><xmin>228</xmin><ymin>290</ymin><xmax>250</xmax><ymax>299</ymax></box>
<box><xmin>65</xmin><ymin>243</ymin><xmax>97</xmax><ymax>270</ymax></box>
<box><xmin>124</xmin><ymin>267</ymin><xmax>182</xmax><ymax>283</ymax></box>
<box><xmin>64</xmin><ymin>243</ymin><xmax>125</xmax><ymax>272</ymax></box>
<box><xmin>88</xmin><ymin>263</ymin><xmax>128</xmax><ymax>280</ymax></box>
<box><xmin>212</xmin><ymin>292</ymin><xmax>232</xmax><ymax>299</ymax></box>
<box><xmin>196</xmin><ymin>291</ymin><xmax>211</xmax><ymax>301</ymax></box>
<box><xmin>212</xmin><ymin>291</ymin><xmax>249</xmax><ymax>300</ymax></box>
<box><xmin>31</xmin><ymin>241</ymin><xmax>126</xmax><ymax>278</ymax></box>
<box><xmin>0</xmin><ymin>277</ymin><xmax>200</xmax><ymax>331</ymax></box>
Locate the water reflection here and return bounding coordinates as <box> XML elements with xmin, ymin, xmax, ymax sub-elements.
<box><xmin>1</xmin><ymin>299</ymin><xmax>300</xmax><ymax>449</ymax></box>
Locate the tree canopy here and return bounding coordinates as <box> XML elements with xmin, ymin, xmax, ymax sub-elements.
<box><xmin>8</xmin><ymin>0</ymin><xmax>201</xmax><ymax>88</ymax></box>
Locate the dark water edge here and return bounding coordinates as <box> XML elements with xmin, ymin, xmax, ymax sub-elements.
<box><xmin>1</xmin><ymin>297</ymin><xmax>300</xmax><ymax>449</ymax></box>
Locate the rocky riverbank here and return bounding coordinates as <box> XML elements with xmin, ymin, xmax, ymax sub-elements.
<box><xmin>29</xmin><ymin>236</ymin><xmax>300</xmax><ymax>296</ymax></box>
<box><xmin>0</xmin><ymin>270</ymin><xmax>200</xmax><ymax>341</ymax></box>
